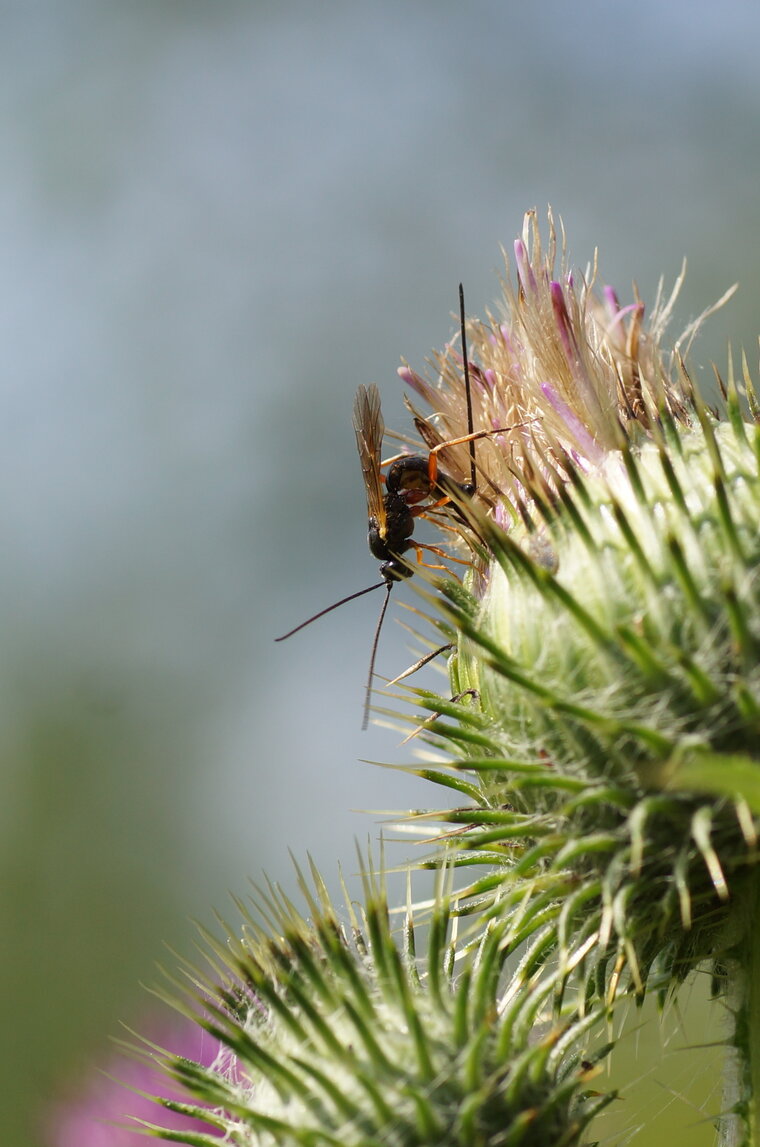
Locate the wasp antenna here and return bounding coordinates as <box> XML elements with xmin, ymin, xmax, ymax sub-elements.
<box><xmin>361</xmin><ymin>581</ymin><xmax>393</xmax><ymax>731</ymax></box>
<box><xmin>275</xmin><ymin>580</ymin><xmax>387</xmax><ymax>641</ymax></box>
<box><xmin>459</xmin><ymin>282</ymin><xmax>476</xmax><ymax>492</ymax></box>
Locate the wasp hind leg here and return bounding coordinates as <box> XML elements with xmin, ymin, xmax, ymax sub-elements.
<box><xmin>413</xmin><ymin>542</ymin><xmax>473</xmax><ymax>575</ymax></box>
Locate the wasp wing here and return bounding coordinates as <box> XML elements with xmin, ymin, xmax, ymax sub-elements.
<box><xmin>353</xmin><ymin>384</ymin><xmax>387</xmax><ymax>532</ymax></box>
<box><xmin>403</xmin><ymin>395</ymin><xmax>470</xmax><ymax>484</ymax></box>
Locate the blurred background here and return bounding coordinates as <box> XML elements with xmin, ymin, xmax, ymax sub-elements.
<box><xmin>2</xmin><ymin>2</ymin><xmax>757</xmax><ymax>1143</ymax></box>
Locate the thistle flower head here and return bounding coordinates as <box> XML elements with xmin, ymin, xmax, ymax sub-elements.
<box><xmin>390</xmin><ymin>210</ymin><xmax>758</xmax><ymax>999</ymax></box>
<box><xmin>135</xmin><ymin>211</ymin><xmax>760</xmax><ymax>1146</ymax></box>
<box><xmin>398</xmin><ymin>209</ymin><xmax>692</xmax><ymax>514</ymax></box>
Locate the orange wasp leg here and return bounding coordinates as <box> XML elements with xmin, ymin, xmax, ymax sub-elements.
<box><xmin>380</xmin><ymin>425</ymin><xmax>521</xmax><ymax>471</ymax></box>
<box><xmin>413</xmin><ymin>542</ymin><xmax>471</xmax><ymax>569</ymax></box>
<box><xmin>426</xmin><ymin>423</ymin><xmax>533</xmax><ymax>485</ymax></box>
<box><xmin>409</xmin><ymin>496</ymin><xmax>451</xmax><ymax>517</ymax></box>
<box><xmin>412</xmin><ymin>547</ymin><xmax>450</xmax><ymax>572</ymax></box>
<box><xmin>383</xmin><ymin>422</ymin><xmax>532</xmax><ymax>487</ymax></box>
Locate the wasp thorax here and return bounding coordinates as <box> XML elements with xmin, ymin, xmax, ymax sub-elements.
<box><xmin>386</xmin><ymin>455</ymin><xmax>433</xmax><ymax>504</ymax></box>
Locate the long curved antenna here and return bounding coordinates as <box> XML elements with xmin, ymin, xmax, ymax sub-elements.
<box><xmin>361</xmin><ymin>581</ymin><xmax>393</xmax><ymax>730</ymax></box>
<box><xmin>459</xmin><ymin>282</ymin><xmax>476</xmax><ymax>492</ymax></box>
<box><xmin>275</xmin><ymin>580</ymin><xmax>386</xmax><ymax>641</ymax></box>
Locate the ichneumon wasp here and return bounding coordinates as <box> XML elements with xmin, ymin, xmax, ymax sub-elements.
<box><xmin>276</xmin><ymin>284</ymin><xmax>494</xmax><ymax>729</ymax></box>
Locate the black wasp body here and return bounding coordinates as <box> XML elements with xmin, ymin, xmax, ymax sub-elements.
<box><xmin>355</xmin><ymin>383</ymin><xmax>469</xmax><ymax>584</ymax></box>
<box><xmin>366</xmin><ymin>482</ymin><xmax>415</xmax><ymax>582</ymax></box>
<box><xmin>354</xmin><ymin>382</ymin><xmax>419</xmax><ymax>583</ymax></box>
<box><xmin>277</xmin><ymin>285</ymin><xmax>480</xmax><ymax>728</ymax></box>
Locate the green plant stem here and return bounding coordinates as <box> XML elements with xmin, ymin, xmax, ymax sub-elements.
<box><xmin>721</xmin><ymin>874</ymin><xmax>760</xmax><ymax>1147</ymax></box>
<box><xmin>747</xmin><ymin>877</ymin><xmax>760</xmax><ymax>1147</ymax></box>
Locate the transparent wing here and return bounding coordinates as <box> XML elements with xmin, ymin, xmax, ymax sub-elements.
<box><xmin>353</xmin><ymin>384</ymin><xmax>386</xmax><ymax>530</ymax></box>
<box><xmin>405</xmin><ymin>396</ymin><xmax>469</xmax><ymax>483</ymax></box>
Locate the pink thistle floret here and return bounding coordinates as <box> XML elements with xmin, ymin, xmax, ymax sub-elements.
<box><xmin>45</xmin><ymin>1015</ymin><xmax>230</xmax><ymax>1147</ymax></box>
<box><xmin>394</xmin><ymin>208</ymin><xmax>693</xmax><ymax>530</ymax></box>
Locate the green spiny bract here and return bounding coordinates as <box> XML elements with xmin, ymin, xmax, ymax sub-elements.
<box><xmin>411</xmin><ymin>406</ymin><xmax>759</xmax><ymax>998</ymax></box>
<box><xmin>390</xmin><ymin>214</ymin><xmax>760</xmax><ymax>1003</ymax></box>
<box><xmin>143</xmin><ymin>865</ymin><xmax>613</xmax><ymax>1146</ymax></box>
<box><xmin>141</xmin><ymin>210</ymin><xmax>758</xmax><ymax>1145</ymax></box>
